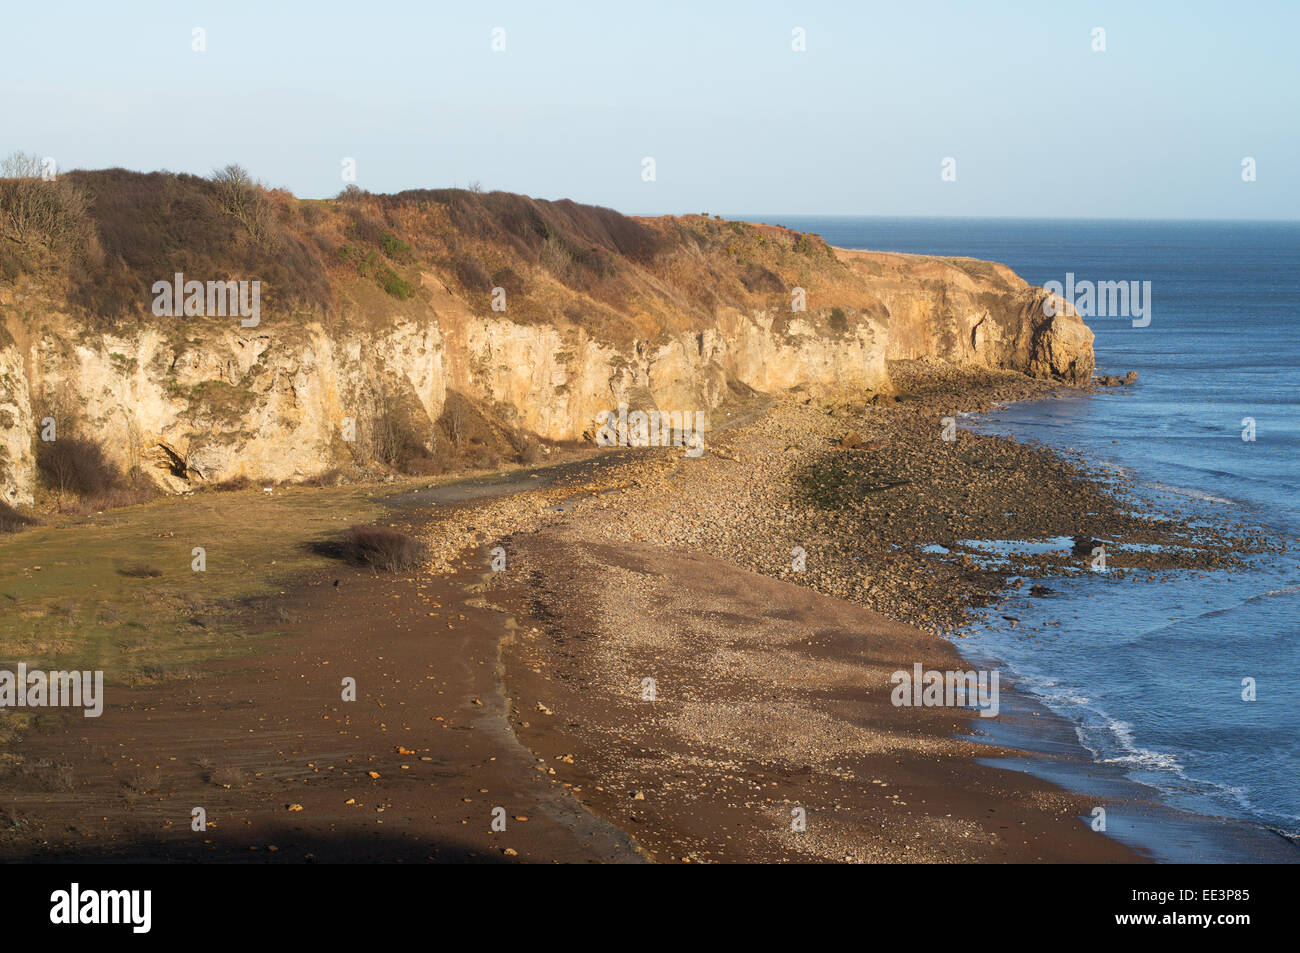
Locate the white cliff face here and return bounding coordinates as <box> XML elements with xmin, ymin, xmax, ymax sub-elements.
<box><xmin>0</xmin><ymin>246</ymin><xmax>1092</xmax><ymax>504</ymax></box>
<box><xmin>455</xmin><ymin>308</ymin><xmax>889</xmax><ymax>441</ymax></box>
<box><xmin>718</xmin><ymin>310</ymin><xmax>889</xmax><ymax>396</ymax></box>
<box><xmin>0</xmin><ymin>284</ymin><xmax>452</xmax><ymax>499</ymax></box>
<box><xmin>0</xmin><ymin>301</ymin><xmax>890</xmax><ymax>499</ymax></box>
<box><xmin>0</xmin><ymin>333</ymin><xmax>35</xmax><ymax>505</ymax></box>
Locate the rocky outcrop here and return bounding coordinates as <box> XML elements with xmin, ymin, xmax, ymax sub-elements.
<box><xmin>837</xmin><ymin>251</ymin><xmax>1094</xmax><ymax>384</ymax></box>
<box><xmin>0</xmin><ymin>183</ymin><xmax>1094</xmax><ymax>504</ymax></box>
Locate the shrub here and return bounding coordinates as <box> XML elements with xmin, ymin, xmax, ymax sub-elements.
<box><xmin>208</xmin><ymin>474</ymin><xmax>254</xmax><ymax>492</ymax></box>
<box><xmin>333</xmin><ymin>525</ymin><xmax>428</xmax><ymax>572</ymax></box>
<box><xmin>210</xmin><ymin>163</ymin><xmax>271</xmax><ymax>243</ymax></box>
<box><xmin>0</xmin><ymin>151</ymin><xmax>92</xmax><ymax>255</ymax></box>
<box><xmin>36</xmin><ymin>435</ymin><xmax>120</xmax><ymax>504</ymax></box>
<box><xmin>298</xmin><ymin>468</ymin><xmax>344</xmax><ymax>487</ymax></box>
<box><xmin>338</xmin><ymin>242</ymin><xmax>416</xmax><ymax>299</ymax></box>
<box><xmin>64</xmin><ymin>168</ymin><xmax>332</xmax><ymax>324</ymax></box>
<box><xmin>379</xmin><ymin>233</ymin><xmax>413</xmax><ymax>261</ymax></box>
<box><xmin>0</xmin><ymin>500</ymin><xmax>37</xmax><ymax>533</ymax></box>
<box><xmin>82</xmin><ymin>479</ymin><xmax>157</xmax><ymax>512</ymax></box>
<box><xmin>739</xmin><ymin>263</ymin><xmax>784</xmax><ymax>294</ymax></box>
<box><xmin>451</xmin><ymin>254</ymin><xmax>492</xmax><ymax>294</ymax></box>
<box><xmin>399</xmin><ymin>456</ymin><xmax>443</xmax><ymax>477</ymax></box>
<box><xmin>377</xmin><ymin>266</ymin><xmax>415</xmax><ymax>299</ymax></box>
<box><xmin>34</xmin><ymin>433</ymin><xmax>157</xmax><ymax>511</ymax></box>
<box><xmin>0</xmin><ymin>244</ymin><xmax>22</xmax><ymax>282</ymax></box>
<box><xmin>517</xmin><ymin>439</ymin><xmax>543</xmax><ymax>465</ymax></box>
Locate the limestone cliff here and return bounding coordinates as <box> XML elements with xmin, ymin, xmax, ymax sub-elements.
<box><xmin>0</xmin><ymin>173</ymin><xmax>1093</xmax><ymax>504</ymax></box>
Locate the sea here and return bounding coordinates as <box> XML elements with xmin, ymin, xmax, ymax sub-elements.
<box><xmin>748</xmin><ymin>216</ymin><xmax>1300</xmax><ymax>861</ymax></box>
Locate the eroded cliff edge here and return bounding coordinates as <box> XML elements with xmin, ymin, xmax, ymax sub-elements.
<box><xmin>0</xmin><ymin>172</ymin><xmax>1093</xmax><ymax>504</ymax></box>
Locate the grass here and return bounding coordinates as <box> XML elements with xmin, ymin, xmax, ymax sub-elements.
<box><xmin>794</xmin><ymin>457</ymin><xmax>911</xmax><ymax>510</ymax></box>
<box><xmin>0</xmin><ymin>484</ymin><xmax>388</xmax><ymax>682</ymax></box>
<box><xmin>117</xmin><ymin>562</ymin><xmax>163</xmax><ymax>578</ymax></box>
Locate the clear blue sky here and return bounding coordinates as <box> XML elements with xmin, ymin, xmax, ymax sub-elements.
<box><xmin>3</xmin><ymin>0</ymin><xmax>1296</xmax><ymax>219</ymax></box>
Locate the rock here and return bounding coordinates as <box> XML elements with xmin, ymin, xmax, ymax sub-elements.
<box><xmin>1024</xmin><ymin>292</ymin><xmax>1096</xmax><ymax>384</ymax></box>
<box><xmin>1071</xmin><ymin>535</ymin><xmax>1101</xmax><ymax>557</ymax></box>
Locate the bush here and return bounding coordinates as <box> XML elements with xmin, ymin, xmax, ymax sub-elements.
<box><xmin>210</xmin><ymin>164</ymin><xmax>271</xmax><ymax>243</ymax></box>
<box><xmin>0</xmin><ymin>244</ymin><xmax>22</xmax><ymax>282</ymax></box>
<box><xmin>36</xmin><ymin>435</ymin><xmax>120</xmax><ymax>503</ymax></box>
<box><xmin>64</xmin><ymin>167</ymin><xmax>332</xmax><ymax>324</ymax></box>
<box><xmin>208</xmin><ymin>474</ymin><xmax>255</xmax><ymax>492</ymax></box>
<box><xmin>0</xmin><ymin>500</ymin><xmax>37</xmax><ymax>533</ymax></box>
<box><xmin>35</xmin><ymin>433</ymin><xmax>157</xmax><ymax>511</ymax></box>
<box><xmin>332</xmin><ymin>525</ymin><xmax>428</xmax><ymax>572</ymax></box>
<box><xmin>379</xmin><ymin>233</ymin><xmax>413</xmax><ymax>262</ymax></box>
<box><xmin>338</xmin><ymin>242</ymin><xmax>416</xmax><ymax>299</ymax></box>
<box><xmin>0</xmin><ymin>151</ymin><xmax>92</xmax><ymax>255</ymax></box>
<box><xmin>517</xmin><ymin>439</ymin><xmax>544</xmax><ymax>465</ymax></box>
<box><xmin>377</xmin><ymin>266</ymin><xmax>415</xmax><ymax>299</ymax></box>
<box><xmin>399</xmin><ymin>456</ymin><xmax>443</xmax><ymax>477</ymax></box>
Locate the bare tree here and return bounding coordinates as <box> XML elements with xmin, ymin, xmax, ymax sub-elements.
<box><xmin>0</xmin><ymin>150</ymin><xmax>90</xmax><ymax>251</ymax></box>
<box><xmin>363</xmin><ymin>384</ymin><xmax>406</xmax><ymax>466</ymax></box>
<box><xmin>445</xmin><ymin>396</ymin><xmax>467</xmax><ymax>449</ymax></box>
<box><xmin>211</xmin><ymin>164</ymin><xmax>271</xmax><ymax>243</ymax></box>
<box><xmin>123</xmin><ymin>411</ymin><xmax>144</xmax><ymax>482</ymax></box>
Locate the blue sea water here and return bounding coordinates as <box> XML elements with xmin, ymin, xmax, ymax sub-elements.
<box><xmin>754</xmin><ymin>216</ymin><xmax>1300</xmax><ymax>847</ymax></box>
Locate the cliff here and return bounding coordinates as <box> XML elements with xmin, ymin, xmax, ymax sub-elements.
<box><xmin>0</xmin><ymin>170</ymin><xmax>1093</xmax><ymax>505</ymax></box>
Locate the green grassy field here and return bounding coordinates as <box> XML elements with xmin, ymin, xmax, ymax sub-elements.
<box><xmin>0</xmin><ymin>485</ymin><xmax>392</xmax><ymax>683</ymax></box>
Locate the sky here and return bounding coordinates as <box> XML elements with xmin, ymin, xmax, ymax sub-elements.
<box><xmin>2</xmin><ymin>0</ymin><xmax>1297</xmax><ymax>219</ymax></box>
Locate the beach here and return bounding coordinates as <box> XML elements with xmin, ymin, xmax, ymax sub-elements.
<box><xmin>3</xmin><ymin>361</ymin><xmax>1282</xmax><ymax>862</ymax></box>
